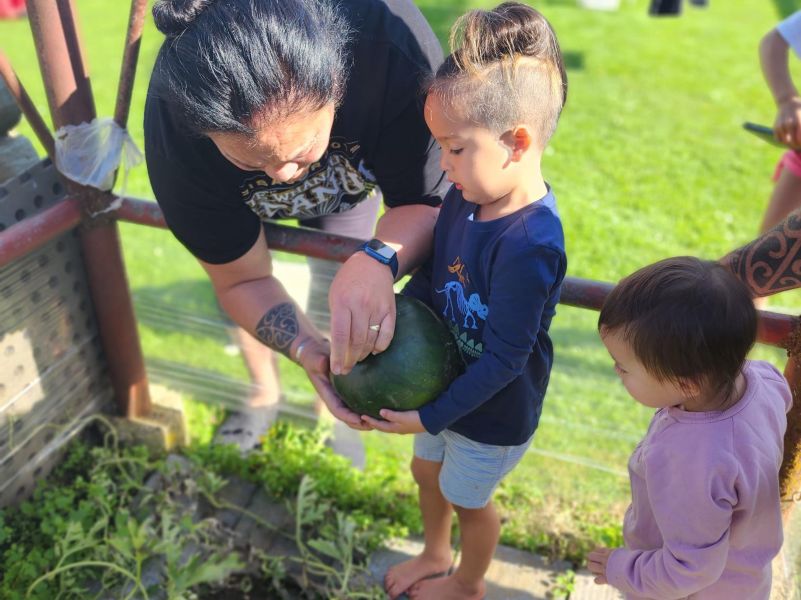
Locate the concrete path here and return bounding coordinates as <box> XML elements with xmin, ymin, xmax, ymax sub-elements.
<box><xmin>571</xmin><ymin>572</ymin><xmax>624</xmax><ymax>600</ymax></box>
<box><xmin>367</xmin><ymin>537</ymin><xmax>579</xmax><ymax>600</ymax></box>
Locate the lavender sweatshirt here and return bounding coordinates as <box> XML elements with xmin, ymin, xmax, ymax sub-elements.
<box><xmin>606</xmin><ymin>360</ymin><xmax>792</xmax><ymax>600</ymax></box>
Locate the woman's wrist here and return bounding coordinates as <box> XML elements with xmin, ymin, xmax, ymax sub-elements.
<box><xmin>776</xmin><ymin>92</ymin><xmax>801</xmax><ymax>106</ymax></box>
<box><xmin>293</xmin><ymin>336</ymin><xmax>313</xmax><ymax>364</ymax></box>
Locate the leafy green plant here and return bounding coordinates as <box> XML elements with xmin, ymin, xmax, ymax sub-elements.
<box><xmin>291</xmin><ymin>476</ymin><xmax>383</xmax><ymax>598</ymax></box>
<box><xmin>189</xmin><ymin>422</ymin><xmax>418</xmax><ymax>551</ymax></box>
<box><xmin>0</xmin><ymin>419</ymin><xmax>393</xmax><ymax>598</ymax></box>
<box><xmin>548</xmin><ymin>569</ymin><xmax>576</xmax><ymax>600</ymax></box>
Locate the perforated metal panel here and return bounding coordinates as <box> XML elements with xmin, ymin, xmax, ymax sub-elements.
<box><xmin>0</xmin><ymin>159</ymin><xmax>113</xmax><ymax>506</ymax></box>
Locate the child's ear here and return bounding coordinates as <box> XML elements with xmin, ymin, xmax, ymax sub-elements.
<box><xmin>502</xmin><ymin>126</ymin><xmax>533</xmax><ymax>162</ymax></box>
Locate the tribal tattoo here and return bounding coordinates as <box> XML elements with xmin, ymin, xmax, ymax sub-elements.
<box><xmin>724</xmin><ymin>209</ymin><xmax>801</xmax><ymax>297</ymax></box>
<box><xmin>255</xmin><ymin>302</ymin><xmax>299</xmax><ymax>358</ymax></box>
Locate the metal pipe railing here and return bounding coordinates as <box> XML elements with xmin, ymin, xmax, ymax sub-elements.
<box><xmin>0</xmin><ymin>197</ymin><xmax>81</xmax><ymax>264</ymax></box>
<box><xmin>115</xmin><ymin>198</ymin><xmax>800</xmax><ymax>348</ymax></box>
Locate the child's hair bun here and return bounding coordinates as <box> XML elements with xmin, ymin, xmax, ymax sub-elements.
<box><xmin>152</xmin><ymin>0</ymin><xmax>216</xmax><ymax>38</ymax></box>
<box><xmin>452</xmin><ymin>2</ymin><xmax>560</xmax><ymax>73</ymax></box>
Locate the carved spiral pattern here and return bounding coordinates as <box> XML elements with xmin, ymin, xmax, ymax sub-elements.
<box><xmin>255</xmin><ymin>302</ymin><xmax>299</xmax><ymax>358</ymax></box>
<box><xmin>730</xmin><ymin>212</ymin><xmax>801</xmax><ymax>296</ymax></box>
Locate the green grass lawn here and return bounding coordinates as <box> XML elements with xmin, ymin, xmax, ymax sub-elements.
<box><xmin>2</xmin><ymin>0</ymin><xmax>799</xmax><ymax>561</ymax></box>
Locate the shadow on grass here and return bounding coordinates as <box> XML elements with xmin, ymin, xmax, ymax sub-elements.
<box><xmin>133</xmin><ymin>280</ymin><xmax>228</xmax><ymax>340</ymax></box>
<box><xmin>418</xmin><ymin>1</ymin><xmax>585</xmax><ymax>72</ymax></box>
<box><xmin>551</xmin><ymin>325</ymin><xmax>617</xmax><ymax>379</ymax></box>
<box><xmin>773</xmin><ymin>0</ymin><xmax>801</xmax><ymax>17</ymax></box>
<box><xmin>564</xmin><ymin>50</ymin><xmax>585</xmax><ymax>70</ymax></box>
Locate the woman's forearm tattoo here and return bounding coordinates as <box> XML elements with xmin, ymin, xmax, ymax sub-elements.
<box><xmin>725</xmin><ymin>210</ymin><xmax>801</xmax><ymax>297</ymax></box>
<box><xmin>255</xmin><ymin>302</ymin><xmax>299</xmax><ymax>358</ymax></box>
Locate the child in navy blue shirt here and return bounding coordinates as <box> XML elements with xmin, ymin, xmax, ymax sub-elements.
<box><xmin>362</xmin><ymin>3</ymin><xmax>568</xmax><ymax>599</ymax></box>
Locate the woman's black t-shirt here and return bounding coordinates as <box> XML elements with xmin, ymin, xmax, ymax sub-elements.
<box><xmin>144</xmin><ymin>0</ymin><xmax>447</xmax><ymax>265</ymax></box>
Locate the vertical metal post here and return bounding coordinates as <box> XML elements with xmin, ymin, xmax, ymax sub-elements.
<box><xmin>782</xmin><ymin>352</ymin><xmax>801</xmax><ymax>519</ymax></box>
<box><xmin>0</xmin><ymin>52</ymin><xmax>56</xmax><ymax>158</ymax></box>
<box><xmin>113</xmin><ymin>0</ymin><xmax>148</xmax><ymax>129</ymax></box>
<box><xmin>26</xmin><ymin>0</ymin><xmax>151</xmax><ymax>418</ymax></box>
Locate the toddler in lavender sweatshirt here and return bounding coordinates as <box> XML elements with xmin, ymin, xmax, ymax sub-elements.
<box><xmin>587</xmin><ymin>257</ymin><xmax>792</xmax><ymax>599</ymax></box>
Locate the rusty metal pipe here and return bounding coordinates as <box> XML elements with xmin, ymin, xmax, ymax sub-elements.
<box><xmin>27</xmin><ymin>0</ymin><xmax>95</xmax><ymax>127</ymax></box>
<box><xmin>114</xmin><ymin>197</ymin><xmax>799</xmax><ymax>347</ymax></box>
<box><xmin>782</xmin><ymin>357</ymin><xmax>801</xmax><ymax>518</ymax></box>
<box><xmin>0</xmin><ymin>52</ymin><xmax>56</xmax><ymax>158</ymax></box>
<box><xmin>27</xmin><ymin>0</ymin><xmax>151</xmax><ymax>418</ymax></box>
<box><xmin>0</xmin><ymin>198</ymin><xmax>82</xmax><ymax>266</ymax></box>
<box><xmin>113</xmin><ymin>0</ymin><xmax>148</xmax><ymax>128</ymax></box>
<box><xmin>117</xmin><ymin>196</ymin><xmax>365</xmax><ymax>262</ymax></box>
<box><xmin>560</xmin><ymin>277</ymin><xmax>614</xmax><ymax>312</ymax></box>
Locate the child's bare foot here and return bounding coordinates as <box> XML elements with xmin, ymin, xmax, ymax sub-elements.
<box><xmin>408</xmin><ymin>573</ymin><xmax>485</xmax><ymax>600</ymax></box>
<box><xmin>384</xmin><ymin>553</ymin><xmax>452</xmax><ymax>600</ymax></box>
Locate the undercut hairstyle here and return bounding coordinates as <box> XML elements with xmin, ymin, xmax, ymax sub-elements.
<box><xmin>428</xmin><ymin>2</ymin><xmax>567</xmax><ymax>146</ymax></box>
<box><xmin>150</xmin><ymin>0</ymin><xmax>350</xmax><ymax>137</ymax></box>
<box><xmin>598</xmin><ymin>257</ymin><xmax>757</xmax><ymax>403</ymax></box>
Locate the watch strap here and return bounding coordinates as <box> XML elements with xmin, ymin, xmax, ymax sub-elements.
<box><xmin>359</xmin><ymin>239</ymin><xmax>399</xmax><ymax>278</ymax></box>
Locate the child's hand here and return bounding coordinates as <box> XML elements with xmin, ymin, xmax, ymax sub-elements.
<box><xmin>774</xmin><ymin>97</ymin><xmax>801</xmax><ymax>148</ymax></box>
<box><xmin>587</xmin><ymin>547</ymin><xmax>615</xmax><ymax>585</ymax></box>
<box><xmin>362</xmin><ymin>409</ymin><xmax>426</xmax><ymax>434</ymax></box>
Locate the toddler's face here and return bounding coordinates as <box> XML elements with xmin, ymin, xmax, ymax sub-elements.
<box><xmin>601</xmin><ymin>328</ymin><xmax>688</xmax><ymax>410</ymax></box>
<box><xmin>424</xmin><ymin>93</ymin><xmax>521</xmax><ymax>208</ymax></box>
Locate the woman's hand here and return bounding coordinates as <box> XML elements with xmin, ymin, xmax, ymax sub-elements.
<box><xmin>774</xmin><ymin>97</ymin><xmax>801</xmax><ymax>148</ymax></box>
<box><xmin>295</xmin><ymin>337</ymin><xmax>373</xmax><ymax>430</ymax></box>
<box><xmin>328</xmin><ymin>252</ymin><xmax>397</xmax><ymax>375</ymax></box>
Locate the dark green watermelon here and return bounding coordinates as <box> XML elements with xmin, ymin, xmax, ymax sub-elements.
<box><xmin>331</xmin><ymin>294</ymin><xmax>463</xmax><ymax>419</ymax></box>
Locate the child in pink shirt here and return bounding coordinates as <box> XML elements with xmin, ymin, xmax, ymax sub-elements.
<box><xmin>588</xmin><ymin>257</ymin><xmax>792</xmax><ymax>599</ymax></box>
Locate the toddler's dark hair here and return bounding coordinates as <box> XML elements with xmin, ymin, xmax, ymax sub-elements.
<box><xmin>598</xmin><ymin>257</ymin><xmax>757</xmax><ymax>402</ymax></box>
<box><xmin>428</xmin><ymin>2</ymin><xmax>567</xmax><ymax>145</ymax></box>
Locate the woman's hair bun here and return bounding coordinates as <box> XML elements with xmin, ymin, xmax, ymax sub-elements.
<box><xmin>152</xmin><ymin>0</ymin><xmax>216</xmax><ymax>37</ymax></box>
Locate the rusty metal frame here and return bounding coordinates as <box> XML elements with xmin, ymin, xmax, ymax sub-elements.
<box><xmin>0</xmin><ymin>0</ymin><xmax>801</xmax><ymax>518</ymax></box>
<box><xmin>0</xmin><ymin>196</ymin><xmax>81</xmax><ymax>264</ymax></box>
<box><xmin>0</xmin><ymin>51</ymin><xmax>55</xmax><ymax>158</ymax></box>
<box><xmin>113</xmin><ymin>0</ymin><xmax>148</xmax><ymax>129</ymax></box>
<box><xmin>24</xmin><ymin>0</ymin><xmax>150</xmax><ymax>418</ymax></box>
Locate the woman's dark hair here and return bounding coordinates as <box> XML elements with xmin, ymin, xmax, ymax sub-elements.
<box><xmin>428</xmin><ymin>2</ymin><xmax>567</xmax><ymax>144</ymax></box>
<box><xmin>598</xmin><ymin>257</ymin><xmax>757</xmax><ymax>403</ymax></box>
<box><xmin>151</xmin><ymin>0</ymin><xmax>350</xmax><ymax>136</ymax></box>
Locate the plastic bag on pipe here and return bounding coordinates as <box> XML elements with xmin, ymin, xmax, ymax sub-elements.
<box><xmin>55</xmin><ymin>117</ymin><xmax>143</xmax><ymax>194</ymax></box>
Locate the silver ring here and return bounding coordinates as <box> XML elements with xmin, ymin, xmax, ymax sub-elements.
<box><xmin>368</xmin><ymin>324</ymin><xmax>381</xmax><ymax>332</ymax></box>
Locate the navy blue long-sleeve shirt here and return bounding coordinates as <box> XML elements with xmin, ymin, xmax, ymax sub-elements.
<box><xmin>403</xmin><ymin>185</ymin><xmax>566</xmax><ymax>446</ymax></box>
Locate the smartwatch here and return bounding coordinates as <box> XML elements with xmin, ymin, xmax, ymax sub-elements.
<box><xmin>358</xmin><ymin>238</ymin><xmax>399</xmax><ymax>279</ymax></box>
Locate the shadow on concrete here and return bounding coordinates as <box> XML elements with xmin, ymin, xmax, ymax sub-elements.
<box><xmin>368</xmin><ymin>538</ymin><xmax>572</xmax><ymax>600</ymax></box>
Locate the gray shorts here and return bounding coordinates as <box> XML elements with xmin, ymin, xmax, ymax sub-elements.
<box><xmin>414</xmin><ymin>429</ymin><xmax>533</xmax><ymax>509</ymax></box>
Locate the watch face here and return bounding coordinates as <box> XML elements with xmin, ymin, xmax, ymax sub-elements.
<box><xmin>368</xmin><ymin>239</ymin><xmax>395</xmax><ymax>260</ymax></box>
